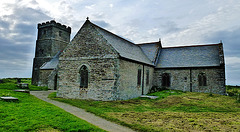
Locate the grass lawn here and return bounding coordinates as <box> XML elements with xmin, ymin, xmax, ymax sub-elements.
<box><xmin>50</xmin><ymin>90</ymin><xmax>240</xmax><ymax>132</ymax></box>
<box><xmin>0</xmin><ymin>78</ymin><xmax>48</xmax><ymax>91</ymax></box>
<box><xmin>0</xmin><ymin>78</ymin><xmax>105</xmax><ymax>132</ymax></box>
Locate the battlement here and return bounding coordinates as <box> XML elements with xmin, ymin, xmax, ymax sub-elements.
<box><xmin>38</xmin><ymin>20</ymin><xmax>71</xmax><ymax>33</ymax></box>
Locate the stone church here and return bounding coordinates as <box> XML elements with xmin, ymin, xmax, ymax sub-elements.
<box><xmin>32</xmin><ymin>18</ymin><xmax>226</xmax><ymax>101</ymax></box>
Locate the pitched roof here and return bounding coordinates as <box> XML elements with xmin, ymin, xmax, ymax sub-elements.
<box><xmin>156</xmin><ymin>44</ymin><xmax>221</xmax><ymax>68</ymax></box>
<box><xmin>89</xmin><ymin>21</ymin><xmax>154</xmax><ymax>66</ymax></box>
<box><xmin>137</xmin><ymin>42</ymin><xmax>161</xmax><ymax>65</ymax></box>
<box><xmin>40</xmin><ymin>51</ymin><xmax>62</xmax><ymax>70</ymax></box>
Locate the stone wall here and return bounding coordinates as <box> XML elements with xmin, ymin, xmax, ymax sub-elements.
<box><xmin>153</xmin><ymin>67</ymin><xmax>226</xmax><ymax>95</ymax></box>
<box><xmin>118</xmin><ymin>59</ymin><xmax>154</xmax><ymax>100</ymax></box>
<box><xmin>38</xmin><ymin>69</ymin><xmax>52</xmax><ymax>87</ymax></box>
<box><xmin>38</xmin><ymin>69</ymin><xmax>57</xmax><ymax>90</ymax></box>
<box><xmin>32</xmin><ymin>57</ymin><xmax>52</xmax><ymax>85</ymax></box>
<box><xmin>47</xmin><ymin>69</ymin><xmax>58</xmax><ymax>90</ymax></box>
<box><xmin>57</xmin><ymin>20</ymin><xmax>120</xmax><ymax>100</ymax></box>
<box><xmin>57</xmin><ymin>58</ymin><xmax>119</xmax><ymax>100</ymax></box>
<box><xmin>32</xmin><ymin>20</ymin><xmax>71</xmax><ymax>85</ymax></box>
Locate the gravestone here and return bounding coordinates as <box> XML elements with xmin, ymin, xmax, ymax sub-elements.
<box><xmin>17</xmin><ymin>78</ymin><xmax>21</xmax><ymax>84</ymax></box>
<box><xmin>0</xmin><ymin>97</ymin><xmax>19</xmax><ymax>102</ymax></box>
<box><xmin>14</xmin><ymin>89</ymin><xmax>30</xmax><ymax>93</ymax></box>
<box><xmin>140</xmin><ymin>95</ymin><xmax>158</xmax><ymax>99</ymax></box>
<box><xmin>17</xmin><ymin>83</ymin><xmax>29</xmax><ymax>89</ymax></box>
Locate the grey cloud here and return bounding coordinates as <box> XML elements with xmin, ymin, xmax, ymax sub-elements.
<box><xmin>0</xmin><ymin>38</ymin><xmax>33</xmax><ymax>60</ymax></box>
<box><xmin>0</xmin><ymin>19</ymin><xmax>10</xmax><ymax>29</ymax></box>
<box><xmin>160</xmin><ymin>20</ymin><xmax>184</xmax><ymax>34</ymax></box>
<box><xmin>13</xmin><ymin>7</ymin><xmax>51</xmax><ymax>23</ymax></box>
<box><xmin>15</xmin><ymin>23</ymin><xmax>36</xmax><ymax>35</ymax></box>
<box><xmin>0</xmin><ymin>2</ymin><xmax>51</xmax><ymax>78</ymax></box>
<box><xmin>92</xmin><ymin>20</ymin><xmax>111</xmax><ymax>28</ymax></box>
<box><xmin>204</xmin><ymin>28</ymin><xmax>240</xmax><ymax>57</ymax></box>
<box><xmin>204</xmin><ymin>28</ymin><xmax>240</xmax><ymax>85</ymax></box>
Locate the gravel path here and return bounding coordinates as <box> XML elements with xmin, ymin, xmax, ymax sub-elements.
<box><xmin>30</xmin><ymin>90</ymin><xmax>135</xmax><ymax>132</ymax></box>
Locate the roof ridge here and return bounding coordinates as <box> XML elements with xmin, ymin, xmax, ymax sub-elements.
<box><xmin>86</xmin><ymin>20</ymin><xmax>154</xmax><ymax>66</ymax></box>
<box><xmin>137</xmin><ymin>41</ymin><xmax>160</xmax><ymax>45</ymax></box>
<box><xmin>163</xmin><ymin>43</ymin><xmax>221</xmax><ymax>49</ymax></box>
<box><xmin>87</xmin><ymin>20</ymin><xmax>136</xmax><ymax>45</ymax></box>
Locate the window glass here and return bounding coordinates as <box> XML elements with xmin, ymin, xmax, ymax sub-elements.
<box><xmin>137</xmin><ymin>69</ymin><xmax>141</xmax><ymax>86</ymax></box>
<box><xmin>80</xmin><ymin>65</ymin><xmax>88</xmax><ymax>88</ymax></box>
<box><xmin>162</xmin><ymin>73</ymin><xmax>170</xmax><ymax>87</ymax></box>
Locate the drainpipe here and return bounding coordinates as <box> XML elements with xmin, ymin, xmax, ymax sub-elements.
<box><xmin>190</xmin><ymin>68</ymin><xmax>192</xmax><ymax>92</ymax></box>
<box><xmin>142</xmin><ymin>65</ymin><xmax>145</xmax><ymax>95</ymax></box>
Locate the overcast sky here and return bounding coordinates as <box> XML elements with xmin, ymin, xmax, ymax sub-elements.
<box><xmin>0</xmin><ymin>0</ymin><xmax>239</xmax><ymax>85</ymax></box>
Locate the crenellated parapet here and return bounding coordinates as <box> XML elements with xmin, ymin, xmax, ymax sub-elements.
<box><xmin>38</xmin><ymin>20</ymin><xmax>71</xmax><ymax>33</ymax></box>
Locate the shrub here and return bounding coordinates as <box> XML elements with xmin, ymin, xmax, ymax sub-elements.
<box><xmin>149</xmin><ymin>86</ymin><xmax>166</xmax><ymax>93</ymax></box>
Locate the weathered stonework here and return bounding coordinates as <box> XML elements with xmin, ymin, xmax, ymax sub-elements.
<box><xmin>32</xmin><ymin>19</ymin><xmax>226</xmax><ymax>101</ymax></box>
<box><xmin>57</xmin><ymin>21</ymin><xmax>119</xmax><ymax>100</ymax></box>
<box><xmin>118</xmin><ymin>59</ymin><xmax>154</xmax><ymax>100</ymax></box>
<box><xmin>39</xmin><ymin>69</ymin><xmax>58</xmax><ymax>90</ymax></box>
<box><xmin>57</xmin><ymin>58</ymin><xmax>119</xmax><ymax>100</ymax></box>
<box><xmin>57</xmin><ymin>20</ymin><xmax>155</xmax><ymax>100</ymax></box>
<box><xmin>153</xmin><ymin>67</ymin><xmax>226</xmax><ymax>95</ymax></box>
<box><xmin>32</xmin><ymin>20</ymin><xmax>71</xmax><ymax>85</ymax></box>
<box><xmin>38</xmin><ymin>69</ymin><xmax>52</xmax><ymax>87</ymax></box>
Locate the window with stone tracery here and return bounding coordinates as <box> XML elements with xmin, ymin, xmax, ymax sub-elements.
<box><xmin>198</xmin><ymin>73</ymin><xmax>207</xmax><ymax>86</ymax></box>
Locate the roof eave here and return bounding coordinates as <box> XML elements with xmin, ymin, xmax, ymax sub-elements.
<box><xmin>155</xmin><ymin>65</ymin><xmax>221</xmax><ymax>69</ymax></box>
<box><xmin>120</xmin><ymin>56</ymin><xmax>155</xmax><ymax>67</ymax></box>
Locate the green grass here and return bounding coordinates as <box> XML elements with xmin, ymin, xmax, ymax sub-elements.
<box><xmin>50</xmin><ymin>89</ymin><xmax>240</xmax><ymax>132</ymax></box>
<box><xmin>0</xmin><ymin>78</ymin><xmax>48</xmax><ymax>91</ymax></box>
<box><xmin>0</xmin><ymin>79</ymin><xmax>105</xmax><ymax>132</ymax></box>
<box><xmin>226</xmin><ymin>85</ymin><xmax>240</xmax><ymax>96</ymax></box>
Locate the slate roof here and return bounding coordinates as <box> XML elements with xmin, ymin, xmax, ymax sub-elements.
<box><xmin>137</xmin><ymin>42</ymin><xmax>161</xmax><ymax>65</ymax></box>
<box><xmin>57</xmin><ymin>20</ymin><xmax>223</xmax><ymax>69</ymax></box>
<box><xmin>90</xmin><ymin>21</ymin><xmax>154</xmax><ymax>66</ymax></box>
<box><xmin>40</xmin><ymin>51</ymin><xmax>62</xmax><ymax>70</ymax></box>
<box><xmin>156</xmin><ymin>44</ymin><xmax>221</xmax><ymax>68</ymax></box>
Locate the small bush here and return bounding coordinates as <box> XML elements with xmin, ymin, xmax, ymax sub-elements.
<box><xmin>149</xmin><ymin>86</ymin><xmax>166</xmax><ymax>93</ymax></box>
<box><xmin>226</xmin><ymin>85</ymin><xmax>240</xmax><ymax>97</ymax></box>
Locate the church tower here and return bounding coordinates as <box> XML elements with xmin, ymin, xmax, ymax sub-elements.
<box><xmin>32</xmin><ymin>20</ymin><xmax>71</xmax><ymax>85</ymax></box>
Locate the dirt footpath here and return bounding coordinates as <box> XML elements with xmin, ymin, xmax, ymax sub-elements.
<box><xmin>30</xmin><ymin>90</ymin><xmax>135</xmax><ymax>132</ymax></box>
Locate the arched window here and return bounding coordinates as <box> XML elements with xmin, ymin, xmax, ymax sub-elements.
<box><xmin>162</xmin><ymin>73</ymin><xmax>170</xmax><ymax>87</ymax></box>
<box><xmin>80</xmin><ymin>65</ymin><xmax>88</xmax><ymax>88</ymax></box>
<box><xmin>137</xmin><ymin>69</ymin><xmax>142</xmax><ymax>86</ymax></box>
<box><xmin>146</xmin><ymin>70</ymin><xmax>150</xmax><ymax>85</ymax></box>
<box><xmin>198</xmin><ymin>73</ymin><xmax>207</xmax><ymax>86</ymax></box>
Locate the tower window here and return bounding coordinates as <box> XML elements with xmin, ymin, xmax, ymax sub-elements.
<box><xmin>162</xmin><ymin>73</ymin><xmax>170</xmax><ymax>87</ymax></box>
<box><xmin>59</xmin><ymin>31</ymin><xmax>62</xmax><ymax>37</ymax></box>
<box><xmin>198</xmin><ymin>73</ymin><xmax>207</xmax><ymax>86</ymax></box>
<box><xmin>43</xmin><ymin>30</ymin><xmax>47</xmax><ymax>35</ymax></box>
<box><xmin>80</xmin><ymin>65</ymin><xmax>89</xmax><ymax>88</ymax></box>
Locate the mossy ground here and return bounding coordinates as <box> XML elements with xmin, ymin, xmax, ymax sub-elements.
<box><xmin>50</xmin><ymin>89</ymin><xmax>240</xmax><ymax>132</ymax></box>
